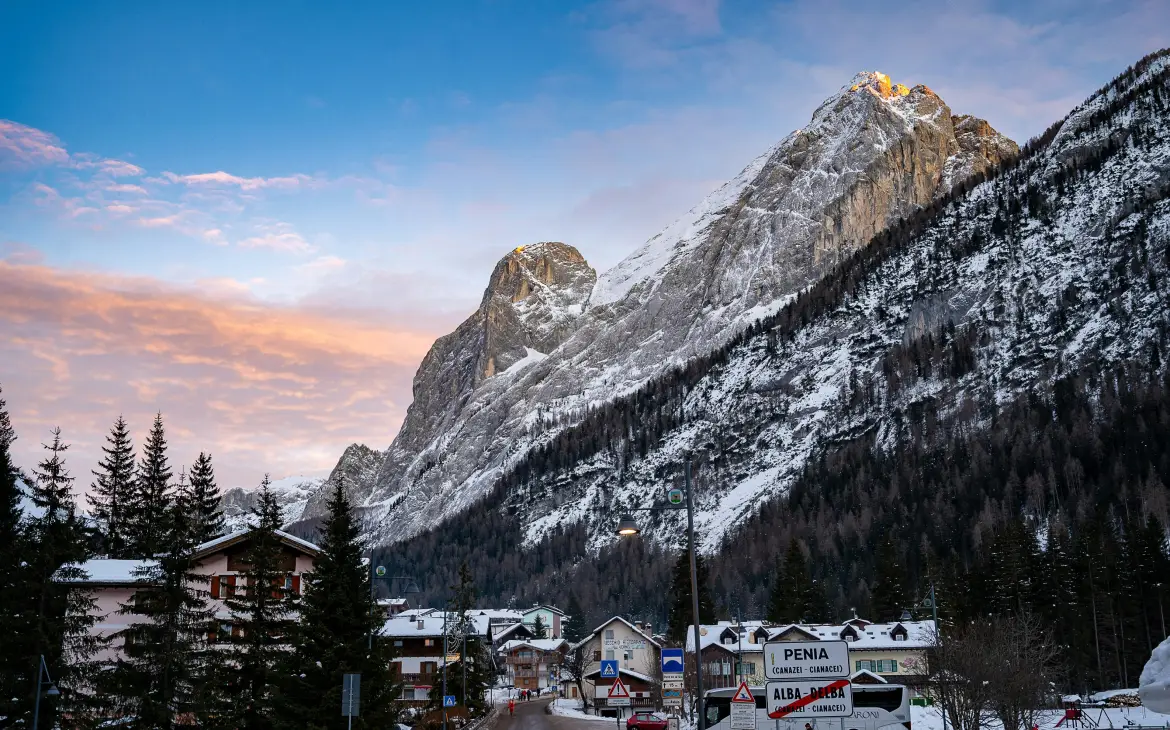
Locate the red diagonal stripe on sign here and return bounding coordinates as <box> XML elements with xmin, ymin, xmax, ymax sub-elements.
<box><xmin>767</xmin><ymin>679</ymin><xmax>850</xmax><ymax>719</ymax></box>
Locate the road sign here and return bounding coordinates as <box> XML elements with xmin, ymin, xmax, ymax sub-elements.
<box><xmin>766</xmin><ymin>679</ymin><xmax>854</xmax><ymax>719</ymax></box>
<box><xmin>661</xmin><ymin>648</ymin><xmax>684</xmax><ymax>674</ymax></box>
<box><xmin>375</xmin><ymin>565</ymin><xmax>386</xmax><ymax>577</ymax></box>
<box><xmin>443</xmin><ymin>695</ymin><xmax>457</xmax><ymax>707</ymax></box>
<box><xmin>608</xmin><ymin>678</ymin><xmax>632</xmax><ymax>707</ymax></box>
<box><xmin>662</xmin><ymin>689</ymin><xmax>682</xmax><ymax>698</ymax></box>
<box><xmin>669</xmin><ymin>717</ymin><xmax>681</xmax><ymax>730</ymax></box>
<box><xmin>600</xmin><ymin>659</ymin><xmax>619</xmax><ymax>678</ymax></box>
<box><xmin>732</xmin><ymin>682</ymin><xmax>755</xmax><ymax>703</ymax></box>
<box><xmin>663</xmin><ymin>681</ymin><xmax>684</xmax><ymax>690</ymax></box>
<box><xmin>664</xmin><ymin>698</ymin><xmax>682</xmax><ymax>708</ymax></box>
<box><xmin>667</xmin><ymin>488</ymin><xmax>684</xmax><ymax>505</ymax></box>
<box><xmin>763</xmin><ymin>640</ymin><xmax>850</xmax><ymax>680</ymax></box>
<box><xmin>341</xmin><ymin>673</ymin><xmax>361</xmax><ymax>717</ymax></box>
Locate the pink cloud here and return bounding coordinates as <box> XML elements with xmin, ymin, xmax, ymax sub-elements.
<box><xmin>0</xmin><ymin>120</ymin><xmax>71</xmax><ymax>168</ymax></box>
<box><xmin>0</xmin><ymin>261</ymin><xmax>441</xmax><ymax>489</ymax></box>
<box><xmin>162</xmin><ymin>170</ymin><xmax>319</xmax><ymax>191</ymax></box>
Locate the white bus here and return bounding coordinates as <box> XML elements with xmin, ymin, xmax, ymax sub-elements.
<box><xmin>702</xmin><ymin>684</ymin><xmax>912</xmax><ymax>730</ymax></box>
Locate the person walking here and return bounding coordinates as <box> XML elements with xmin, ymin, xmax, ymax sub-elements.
<box><xmin>508</xmin><ymin>698</ymin><xmax>515</xmax><ymax>716</ymax></box>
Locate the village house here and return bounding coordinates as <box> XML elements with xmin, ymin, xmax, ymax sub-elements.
<box><xmin>497</xmin><ymin>638</ymin><xmax>568</xmax><ymax>691</ymax></box>
<box><xmin>684</xmin><ymin>616</ymin><xmax>933</xmax><ymax>688</ymax></box>
<box><xmin>520</xmin><ymin>604</ymin><xmax>566</xmax><ymax>639</ymax></box>
<box><xmin>66</xmin><ymin>528</ymin><xmax>321</xmax><ymax>663</ymax></box>
<box><xmin>380</xmin><ymin>609</ymin><xmax>502</xmax><ymax>706</ymax></box>
<box><xmin>571</xmin><ymin>617</ymin><xmax>661</xmax><ymax>713</ymax></box>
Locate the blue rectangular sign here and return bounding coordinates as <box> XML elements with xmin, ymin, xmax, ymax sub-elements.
<box><xmin>599</xmin><ymin>659</ymin><xmax>619</xmax><ymax>678</ymax></box>
<box><xmin>661</xmin><ymin>648</ymin><xmax>684</xmax><ymax>674</ymax></box>
<box><xmin>444</xmin><ymin>695</ymin><xmax>457</xmax><ymax>707</ymax></box>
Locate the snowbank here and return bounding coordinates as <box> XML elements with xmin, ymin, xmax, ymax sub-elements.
<box><xmin>1142</xmin><ymin>637</ymin><xmax>1170</xmax><ymax>713</ymax></box>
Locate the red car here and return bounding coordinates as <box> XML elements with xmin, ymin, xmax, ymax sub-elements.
<box><xmin>627</xmin><ymin>712</ymin><xmax>669</xmax><ymax>730</ymax></box>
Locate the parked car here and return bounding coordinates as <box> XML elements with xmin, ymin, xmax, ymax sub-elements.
<box><xmin>626</xmin><ymin>712</ymin><xmax>669</xmax><ymax>730</ymax></box>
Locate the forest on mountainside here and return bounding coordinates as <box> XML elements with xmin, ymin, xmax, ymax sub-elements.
<box><xmin>372</xmin><ymin>50</ymin><xmax>1170</xmax><ymax>695</ymax></box>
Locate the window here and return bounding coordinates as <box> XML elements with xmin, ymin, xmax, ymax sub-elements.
<box><xmin>623</xmin><ymin>651</ymin><xmax>632</xmax><ymax>662</ymax></box>
<box><xmin>425</xmin><ymin>638</ymin><xmax>435</xmax><ymax>647</ymax></box>
<box><xmin>594</xmin><ymin>650</ymin><xmax>602</xmax><ymax>661</ymax></box>
<box><xmin>855</xmin><ymin>660</ymin><xmax>874</xmax><ymax>672</ymax></box>
<box><xmin>394</xmin><ymin>640</ymin><xmax>403</xmax><ymax>647</ymax></box>
<box><xmin>605</xmin><ymin>650</ymin><xmax>615</xmax><ymax>661</ymax></box>
<box><xmin>605</xmin><ymin>629</ymin><xmax>615</xmax><ymax>640</ymax></box>
<box><xmin>894</xmin><ymin>634</ymin><xmax>906</xmax><ymax>641</ymax></box>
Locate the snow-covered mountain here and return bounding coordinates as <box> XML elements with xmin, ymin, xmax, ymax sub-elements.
<box><xmin>302</xmin><ymin>71</ymin><xmax>1017</xmax><ymax>545</ymax></box>
<box><xmin>220</xmin><ymin>474</ymin><xmax>325</xmax><ymax>531</ymax></box>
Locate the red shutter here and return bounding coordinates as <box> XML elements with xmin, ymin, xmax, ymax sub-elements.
<box><xmin>292</xmin><ymin>575</ymin><xmax>301</xmax><ymax>594</ymax></box>
<box><xmin>226</xmin><ymin>575</ymin><xmax>237</xmax><ymax>598</ymax></box>
<box><xmin>210</xmin><ymin>575</ymin><xmax>220</xmax><ymax>599</ymax></box>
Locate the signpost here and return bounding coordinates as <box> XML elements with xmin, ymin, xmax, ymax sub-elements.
<box><xmin>730</xmin><ymin>682</ymin><xmax>757</xmax><ymax>730</ymax></box>
<box><xmin>342</xmin><ymin>673</ymin><xmax>361</xmax><ymax>730</ymax></box>
<box><xmin>667</xmin><ymin>488</ymin><xmax>684</xmax><ymax>506</ymax></box>
<box><xmin>600</xmin><ymin>660</ymin><xmax>620</xmax><ymax>679</ymax></box>
<box><xmin>444</xmin><ymin>695</ymin><xmax>457</xmax><ymax>708</ymax></box>
<box><xmin>608</xmin><ymin>678</ymin><xmax>632</xmax><ymax>707</ymax></box>
<box><xmin>662</xmin><ymin>647</ymin><xmax>685</xmax><ymax>710</ymax></box>
<box><xmin>763</xmin><ymin>641</ymin><xmax>853</xmax><ymax>721</ymax></box>
<box><xmin>661</xmin><ymin>648</ymin><xmax>685</xmax><ymax>674</ymax></box>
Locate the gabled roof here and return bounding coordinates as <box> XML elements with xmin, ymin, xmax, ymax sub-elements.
<box><xmin>769</xmin><ymin>624</ymin><xmax>822</xmax><ymax>641</ymax></box>
<box><xmin>584</xmin><ymin>667</ymin><xmax>655</xmax><ymax>683</ymax></box>
<box><xmin>574</xmin><ymin>616</ymin><xmax>662</xmax><ymax>650</ymax></box>
<box><xmin>193</xmin><ymin>528</ymin><xmax>321</xmax><ymax>560</ymax></box>
<box><xmin>523</xmin><ymin>604</ymin><xmax>566</xmax><ymax>617</ymax></box>
<box><xmin>493</xmin><ymin>622</ymin><xmax>533</xmax><ymax>642</ymax></box>
<box><xmin>497</xmin><ymin>639</ymin><xmax>568</xmax><ymax>654</ymax></box>
<box><xmin>850</xmin><ymin>669</ymin><xmax>888</xmax><ymax>684</ymax></box>
<box><xmin>58</xmin><ymin>559</ymin><xmax>159</xmax><ymax>585</ymax></box>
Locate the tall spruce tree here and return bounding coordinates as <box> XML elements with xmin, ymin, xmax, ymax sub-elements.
<box><xmin>666</xmin><ymin>550</ymin><xmax>715</xmax><ymax>643</ymax></box>
<box><xmin>17</xmin><ymin>428</ymin><xmax>100</xmax><ymax>726</ymax></box>
<box><xmin>870</xmin><ymin>536</ymin><xmax>908</xmax><ymax>621</ymax></box>
<box><xmin>89</xmin><ymin>415</ymin><xmax>136</xmax><ymax>558</ymax></box>
<box><xmin>275</xmin><ymin>481</ymin><xmax>399</xmax><ymax>729</ymax></box>
<box><xmin>767</xmin><ymin>538</ymin><xmax>820</xmax><ymax>624</ymax></box>
<box><xmin>126</xmin><ymin>413</ymin><xmax>173</xmax><ymax>557</ymax></box>
<box><xmin>221</xmin><ymin>476</ymin><xmax>298</xmax><ymax>730</ymax></box>
<box><xmin>105</xmin><ymin>469</ymin><xmax>220</xmax><ymax>728</ymax></box>
<box><xmin>531</xmin><ymin>614</ymin><xmax>549</xmax><ymax>639</ymax></box>
<box><xmin>429</xmin><ymin>563</ymin><xmax>491</xmax><ymax>715</ymax></box>
<box><xmin>189</xmin><ymin>452</ymin><xmax>225</xmax><ymax>543</ymax></box>
<box><xmin>0</xmin><ymin>385</ymin><xmax>31</xmax><ymax>725</ymax></box>
<box><xmin>562</xmin><ymin>594</ymin><xmax>588</xmax><ymax>643</ymax></box>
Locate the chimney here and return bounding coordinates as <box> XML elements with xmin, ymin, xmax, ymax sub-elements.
<box><xmin>645</xmin><ymin>623</ymin><xmax>652</xmax><ymax>636</ymax></box>
<box><xmin>417</xmin><ymin>620</ymin><xmax>425</xmax><ymax>630</ymax></box>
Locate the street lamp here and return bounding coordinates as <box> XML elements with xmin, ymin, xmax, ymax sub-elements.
<box><xmin>614</xmin><ymin>458</ymin><xmax>707</xmax><ymax>730</ymax></box>
<box><xmin>367</xmin><ymin>559</ymin><xmax>419</xmax><ymax>649</ymax></box>
<box><xmin>32</xmin><ymin>654</ymin><xmax>60</xmax><ymax>730</ymax></box>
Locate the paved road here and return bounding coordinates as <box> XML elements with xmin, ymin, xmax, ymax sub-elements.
<box><xmin>495</xmin><ymin>698</ymin><xmax>617</xmax><ymax>730</ymax></box>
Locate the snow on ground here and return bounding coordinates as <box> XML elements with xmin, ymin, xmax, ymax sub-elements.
<box><xmin>548</xmin><ymin>699</ymin><xmax>628</xmax><ymax>724</ymax></box>
<box><xmin>500</xmin><ymin>348</ymin><xmax>548</xmax><ymax>377</ymax></box>
<box><xmin>909</xmin><ymin>705</ymin><xmax>1169</xmax><ymax>730</ymax></box>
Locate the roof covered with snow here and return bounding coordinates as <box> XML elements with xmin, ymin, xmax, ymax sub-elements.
<box><xmin>498</xmin><ymin>639</ymin><xmax>568</xmax><ymax>654</ymax></box>
<box><xmin>193</xmin><ymin>528</ymin><xmax>321</xmax><ymax>557</ymax></box>
<box><xmin>60</xmin><ymin>559</ymin><xmax>159</xmax><ymax>584</ymax></box>
<box><xmin>685</xmin><ymin>620</ymin><xmax>935</xmax><ymax>652</ymax></box>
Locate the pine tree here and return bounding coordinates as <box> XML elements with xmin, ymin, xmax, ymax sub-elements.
<box><xmin>870</xmin><ymin>535</ymin><xmax>908</xmax><ymax>621</ymax></box>
<box><xmin>0</xmin><ymin>385</ymin><xmax>32</xmax><ymax>725</ymax></box>
<box><xmin>125</xmin><ymin>413</ymin><xmax>173</xmax><ymax>557</ymax></box>
<box><xmin>275</xmin><ymin>481</ymin><xmax>399</xmax><ymax>729</ymax></box>
<box><xmin>666</xmin><ymin>550</ymin><xmax>715</xmax><ymax>643</ymax></box>
<box><xmin>105</xmin><ymin>469</ymin><xmax>220</xmax><ymax>727</ymax></box>
<box><xmin>429</xmin><ymin>563</ymin><xmax>491</xmax><ymax>715</ymax></box>
<box><xmin>89</xmin><ymin>415</ymin><xmax>136</xmax><ymax>558</ymax></box>
<box><xmin>531</xmin><ymin>614</ymin><xmax>549</xmax><ymax>639</ymax></box>
<box><xmin>221</xmin><ymin>476</ymin><xmax>299</xmax><ymax>730</ymax></box>
<box><xmin>189</xmin><ymin>451</ymin><xmax>225</xmax><ymax>544</ymax></box>
<box><xmin>562</xmin><ymin>594</ymin><xmax>588</xmax><ymax>643</ymax></box>
<box><xmin>17</xmin><ymin>428</ymin><xmax>100</xmax><ymax>726</ymax></box>
<box><xmin>767</xmin><ymin>538</ymin><xmax>818</xmax><ymax>624</ymax></box>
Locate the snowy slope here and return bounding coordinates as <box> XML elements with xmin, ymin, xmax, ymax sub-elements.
<box><xmin>220</xmin><ymin>474</ymin><xmax>324</xmax><ymax>530</ymax></box>
<box><xmin>322</xmin><ymin>71</ymin><xmax>1018</xmax><ymax>547</ymax></box>
<box><xmin>501</xmin><ymin>51</ymin><xmax>1170</xmax><ymax>552</ymax></box>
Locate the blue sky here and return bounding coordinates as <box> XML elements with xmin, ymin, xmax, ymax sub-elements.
<box><xmin>1</xmin><ymin>0</ymin><xmax>1168</xmax><ymax>488</ymax></box>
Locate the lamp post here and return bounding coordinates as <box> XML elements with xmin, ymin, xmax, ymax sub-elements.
<box><xmin>614</xmin><ymin>458</ymin><xmax>706</xmax><ymax>730</ymax></box>
<box><xmin>367</xmin><ymin>563</ymin><xmax>419</xmax><ymax>650</ymax></box>
<box><xmin>32</xmin><ymin>654</ymin><xmax>60</xmax><ymax>730</ymax></box>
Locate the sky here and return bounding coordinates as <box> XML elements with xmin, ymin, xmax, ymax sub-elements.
<box><xmin>2</xmin><ymin>0</ymin><xmax>1168</xmax><ymax>492</ymax></box>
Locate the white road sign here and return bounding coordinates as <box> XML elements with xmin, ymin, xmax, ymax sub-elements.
<box><xmin>663</xmin><ymin>681</ymin><xmax>684</xmax><ymax>690</ymax></box>
<box><xmin>730</xmin><ymin>682</ymin><xmax>757</xmax><ymax>730</ymax></box>
<box><xmin>766</xmin><ymin>679</ymin><xmax>854</xmax><ymax>719</ymax></box>
<box><xmin>763</xmin><ymin>640</ymin><xmax>850</xmax><ymax>680</ymax></box>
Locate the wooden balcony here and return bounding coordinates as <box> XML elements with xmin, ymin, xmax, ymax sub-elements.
<box><xmin>399</xmin><ymin>672</ymin><xmax>438</xmax><ymax>686</ymax></box>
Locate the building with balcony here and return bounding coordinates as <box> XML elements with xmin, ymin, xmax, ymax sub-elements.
<box><xmin>498</xmin><ymin>639</ymin><xmax>568</xmax><ymax>690</ymax></box>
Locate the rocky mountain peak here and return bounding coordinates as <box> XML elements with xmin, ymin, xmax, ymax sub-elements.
<box><xmin>847</xmin><ymin>71</ymin><xmax>910</xmax><ymax>98</ymax></box>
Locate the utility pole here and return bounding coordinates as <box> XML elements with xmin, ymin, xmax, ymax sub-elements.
<box><xmin>443</xmin><ymin>606</ymin><xmax>449</xmax><ymax>730</ymax></box>
<box><xmin>686</xmin><ymin>460</ymin><xmax>706</xmax><ymax>730</ymax></box>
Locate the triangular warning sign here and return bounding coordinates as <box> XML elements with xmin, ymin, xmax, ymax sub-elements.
<box><xmin>608</xmin><ymin>678</ymin><xmax>631</xmax><ymax>699</ymax></box>
<box><xmin>731</xmin><ymin>681</ymin><xmax>754</xmax><ymax>703</ymax></box>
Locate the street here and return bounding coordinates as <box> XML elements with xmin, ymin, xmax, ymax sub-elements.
<box><xmin>494</xmin><ymin>697</ymin><xmax>615</xmax><ymax>730</ymax></box>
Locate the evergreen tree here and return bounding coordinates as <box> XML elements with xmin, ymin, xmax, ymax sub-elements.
<box><xmin>562</xmin><ymin>594</ymin><xmax>588</xmax><ymax>643</ymax></box>
<box><xmin>870</xmin><ymin>536</ymin><xmax>908</xmax><ymax>621</ymax></box>
<box><xmin>275</xmin><ymin>481</ymin><xmax>399</xmax><ymax>729</ymax></box>
<box><xmin>666</xmin><ymin>550</ymin><xmax>715</xmax><ymax>643</ymax></box>
<box><xmin>767</xmin><ymin>539</ymin><xmax>818</xmax><ymax>624</ymax></box>
<box><xmin>221</xmin><ymin>476</ymin><xmax>298</xmax><ymax>730</ymax></box>
<box><xmin>125</xmin><ymin>413</ymin><xmax>173</xmax><ymax>557</ymax></box>
<box><xmin>531</xmin><ymin>614</ymin><xmax>549</xmax><ymax>639</ymax></box>
<box><xmin>16</xmin><ymin>428</ymin><xmax>100</xmax><ymax>726</ymax></box>
<box><xmin>105</xmin><ymin>469</ymin><xmax>220</xmax><ymax>727</ymax></box>
<box><xmin>88</xmin><ymin>415</ymin><xmax>136</xmax><ymax>558</ymax></box>
<box><xmin>189</xmin><ymin>451</ymin><xmax>225</xmax><ymax>544</ymax></box>
<box><xmin>429</xmin><ymin>563</ymin><xmax>492</xmax><ymax>715</ymax></box>
<box><xmin>0</xmin><ymin>385</ymin><xmax>31</xmax><ymax>725</ymax></box>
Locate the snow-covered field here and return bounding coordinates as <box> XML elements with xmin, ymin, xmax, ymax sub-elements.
<box><xmin>908</xmin><ymin>705</ymin><xmax>1170</xmax><ymax>730</ymax></box>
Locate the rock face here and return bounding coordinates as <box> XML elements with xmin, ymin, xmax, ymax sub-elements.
<box><xmin>301</xmin><ymin>443</ymin><xmax>385</xmax><ymax>518</ymax></box>
<box><xmin>220</xmin><ymin>474</ymin><xmax>325</xmax><ymax>532</ymax></box>
<box><xmin>311</xmin><ymin>72</ymin><xmax>1019</xmax><ymax>546</ymax></box>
